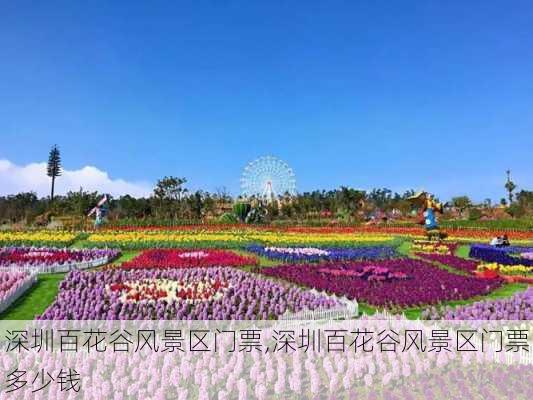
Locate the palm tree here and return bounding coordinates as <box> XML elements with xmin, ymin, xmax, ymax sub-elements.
<box><xmin>47</xmin><ymin>145</ymin><xmax>62</xmax><ymax>201</ymax></box>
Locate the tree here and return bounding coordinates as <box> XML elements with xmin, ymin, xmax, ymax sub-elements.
<box><xmin>153</xmin><ymin>176</ymin><xmax>187</xmax><ymax>201</ymax></box>
<box><xmin>451</xmin><ymin>196</ymin><xmax>472</xmax><ymax>217</ymax></box>
<box><xmin>153</xmin><ymin>176</ymin><xmax>187</xmax><ymax>219</ymax></box>
<box><xmin>512</xmin><ymin>190</ymin><xmax>533</xmax><ymax>217</ymax></box>
<box><xmin>516</xmin><ymin>190</ymin><xmax>533</xmax><ymax>209</ymax></box>
<box><xmin>47</xmin><ymin>145</ymin><xmax>62</xmax><ymax>201</ymax></box>
<box><xmin>505</xmin><ymin>169</ymin><xmax>516</xmax><ymax>204</ymax></box>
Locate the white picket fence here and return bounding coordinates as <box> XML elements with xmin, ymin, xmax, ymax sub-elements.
<box><xmin>486</xmin><ymin>340</ymin><xmax>533</xmax><ymax>366</ymax></box>
<box><xmin>0</xmin><ymin>272</ymin><xmax>38</xmax><ymax>314</ymax></box>
<box><xmin>0</xmin><ymin>256</ymin><xmax>112</xmax><ymax>275</ymax></box>
<box><xmin>279</xmin><ymin>290</ymin><xmax>358</xmax><ymax>321</ymax></box>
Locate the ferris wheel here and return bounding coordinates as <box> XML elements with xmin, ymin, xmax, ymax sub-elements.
<box><xmin>240</xmin><ymin>156</ymin><xmax>296</xmax><ymax>200</ymax></box>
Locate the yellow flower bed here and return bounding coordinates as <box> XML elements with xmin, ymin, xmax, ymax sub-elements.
<box><xmin>0</xmin><ymin>231</ymin><xmax>77</xmax><ymax>246</ymax></box>
<box><xmin>86</xmin><ymin>230</ymin><xmax>395</xmax><ymax>249</ymax></box>
<box><xmin>477</xmin><ymin>263</ymin><xmax>533</xmax><ymax>275</ymax></box>
<box><xmin>411</xmin><ymin>243</ymin><xmax>450</xmax><ymax>254</ymax></box>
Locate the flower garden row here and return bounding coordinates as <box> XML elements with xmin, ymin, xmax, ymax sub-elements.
<box><xmin>0</xmin><ymin>230</ymin><xmax>398</xmax><ymax>248</ymax></box>
<box><xmin>469</xmin><ymin>244</ymin><xmax>533</xmax><ymax>266</ymax></box>
<box><xmin>107</xmin><ymin>222</ymin><xmax>533</xmax><ymax>236</ymax></box>
<box><xmin>0</xmin><ymin>247</ymin><xmax>120</xmax><ymax>273</ymax></box>
<box><xmin>245</xmin><ymin>245</ymin><xmax>398</xmax><ymax>263</ymax></box>
<box><xmin>85</xmin><ymin>231</ymin><xmax>399</xmax><ymax>249</ymax></box>
<box><xmin>1</xmin><ymin>226</ymin><xmax>532</xmax><ymax>248</ymax></box>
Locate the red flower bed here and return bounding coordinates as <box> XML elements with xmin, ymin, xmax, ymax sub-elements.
<box><xmin>473</xmin><ymin>270</ymin><xmax>533</xmax><ymax>284</ymax></box>
<box><xmin>120</xmin><ymin>249</ymin><xmax>258</xmax><ymax>270</ymax></box>
<box><xmin>474</xmin><ymin>270</ymin><xmax>500</xmax><ymax>279</ymax></box>
<box><xmin>501</xmin><ymin>275</ymin><xmax>533</xmax><ymax>284</ymax></box>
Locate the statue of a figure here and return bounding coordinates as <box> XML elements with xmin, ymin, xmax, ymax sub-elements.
<box><xmin>88</xmin><ymin>195</ymin><xmax>108</xmax><ymax>229</ymax></box>
<box><xmin>408</xmin><ymin>191</ymin><xmax>446</xmax><ymax>237</ymax></box>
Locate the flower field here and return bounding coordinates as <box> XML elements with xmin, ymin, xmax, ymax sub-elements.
<box><xmin>0</xmin><ymin>227</ymin><xmax>531</xmax><ymax>248</ymax></box>
<box><xmin>0</xmin><ymin>231</ymin><xmax>78</xmax><ymax>246</ymax></box>
<box><xmin>120</xmin><ymin>249</ymin><xmax>258</xmax><ymax>270</ymax></box>
<box><xmin>85</xmin><ymin>229</ymin><xmax>396</xmax><ymax>249</ymax></box>
<box><xmin>411</xmin><ymin>241</ymin><xmax>457</xmax><ymax>254</ymax></box>
<box><xmin>261</xmin><ymin>259</ymin><xmax>503</xmax><ymax>308</ymax></box>
<box><xmin>415</xmin><ymin>253</ymin><xmax>479</xmax><ymax>273</ymax></box>
<box><xmin>39</xmin><ymin>268</ymin><xmax>340</xmax><ymax>320</ymax></box>
<box><xmin>0</xmin><ymin>247</ymin><xmax>120</xmax><ymax>272</ymax></box>
<box><xmin>0</xmin><ymin>225</ymin><xmax>530</xmax><ymax>321</ymax></box>
<box><xmin>245</xmin><ymin>245</ymin><xmax>397</xmax><ymax>263</ymax></box>
<box><xmin>469</xmin><ymin>244</ymin><xmax>533</xmax><ymax>266</ymax></box>
<box><xmin>423</xmin><ymin>288</ymin><xmax>533</xmax><ymax>320</ymax></box>
<box><xmin>477</xmin><ymin>263</ymin><xmax>533</xmax><ymax>276</ymax></box>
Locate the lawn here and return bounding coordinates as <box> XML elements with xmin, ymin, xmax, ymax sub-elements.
<box><xmin>455</xmin><ymin>244</ymin><xmax>471</xmax><ymax>258</ymax></box>
<box><xmin>109</xmin><ymin>250</ymin><xmax>142</xmax><ymax>266</ymax></box>
<box><xmin>0</xmin><ymin>273</ymin><xmax>66</xmax><ymax>320</ymax></box>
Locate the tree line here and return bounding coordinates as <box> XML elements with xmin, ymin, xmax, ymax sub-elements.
<box><xmin>1</xmin><ymin>181</ymin><xmax>532</xmax><ymax>226</ymax></box>
<box><xmin>1</xmin><ymin>145</ymin><xmax>531</xmax><ymax>226</ymax></box>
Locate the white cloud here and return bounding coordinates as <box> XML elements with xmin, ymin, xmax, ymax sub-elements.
<box><xmin>0</xmin><ymin>159</ymin><xmax>152</xmax><ymax>198</ymax></box>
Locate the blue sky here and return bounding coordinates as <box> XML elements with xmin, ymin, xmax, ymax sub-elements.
<box><xmin>1</xmin><ymin>1</ymin><xmax>532</xmax><ymax>201</ymax></box>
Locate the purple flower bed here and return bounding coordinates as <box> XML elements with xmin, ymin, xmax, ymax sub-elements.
<box><xmin>422</xmin><ymin>288</ymin><xmax>533</xmax><ymax>320</ymax></box>
<box><xmin>469</xmin><ymin>244</ymin><xmax>533</xmax><ymax>266</ymax></box>
<box><xmin>38</xmin><ymin>267</ymin><xmax>338</xmax><ymax>320</ymax></box>
<box><xmin>246</xmin><ymin>245</ymin><xmax>397</xmax><ymax>263</ymax></box>
<box><xmin>261</xmin><ymin>259</ymin><xmax>503</xmax><ymax>308</ymax></box>
<box><xmin>415</xmin><ymin>253</ymin><xmax>479</xmax><ymax>273</ymax></box>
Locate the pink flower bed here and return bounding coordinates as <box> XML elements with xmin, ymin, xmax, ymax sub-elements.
<box><xmin>0</xmin><ymin>271</ymin><xmax>36</xmax><ymax>306</ymax></box>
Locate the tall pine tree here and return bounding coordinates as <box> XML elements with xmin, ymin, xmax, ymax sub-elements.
<box><xmin>47</xmin><ymin>145</ymin><xmax>62</xmax><ymax>201</ymax></box>
<box><xmin>505</xmin><ymin>169</ymin><xmax>516</xmax><ymax>205</ymax></box>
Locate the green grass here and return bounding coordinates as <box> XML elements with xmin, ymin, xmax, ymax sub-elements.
<box><xmin>455</xmin><ymin>244</ymin><xmax>471</xmax><ymax>259</ymax></box>
<box><xmin>0</xmin><ymin>250</ymin><xmax>140</xmax><ymax>320</ymax></box>
<box><xmin>396</xmin><ymin>240</ymin><xmax>412</xmax><ymax>256</ymax></box>
<box><xmin>0</xmin><ymin>273</ymin><xmax>66</xmax><ymax>320</ymax></box>
<box><xmin>358</xmin><ymin>303</ymin><xmax>377</xmax><ymax>316</ymax></box>
<box><xmin>440</xmin><ymin>218</ymin><xmax>533</xmax><ymax>231</ymax></box>
<box><xmin>232</xmin><ymin>249</ymin><xmax>280</xmax><ymax>268</ymax></box>
<box><xmin>109</xmin><ymin>250</ymin><xmax>142</xmax><ymax>266</ymax></box>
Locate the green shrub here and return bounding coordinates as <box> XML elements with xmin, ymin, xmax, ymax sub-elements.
<box><xmin>233</xmin><ymin>202</ymin><xmax>251</xmax><ymax>222</ymax></box>
<box><xmin>468</xmin><ymin>208</ymin><xmax>482</xmax><ymax>221</ymax></box>
<box><xmin>218</xmin><ymin>212</ymin><xmax>238</xmax><ymax>224</ymax></box>
<box><xmin>507</xmin><ymin>203</ymin><xmax>526</xmax><ymax>218</ymax></box>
